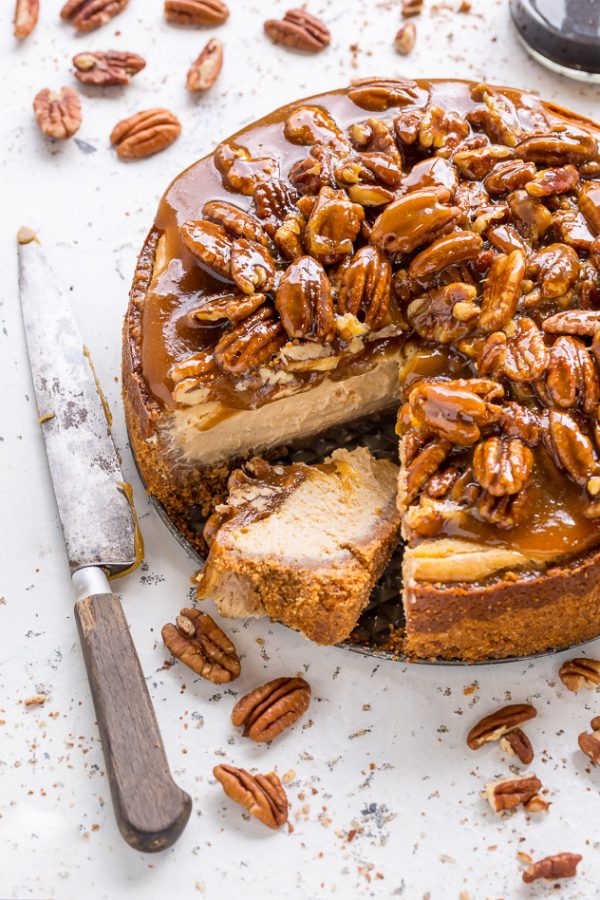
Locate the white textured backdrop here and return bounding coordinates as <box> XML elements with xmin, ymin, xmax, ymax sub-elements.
<box><xmin>2</xmin><ymin>1</ymin><xmax>600</xmax><ymax>897</ymax></box>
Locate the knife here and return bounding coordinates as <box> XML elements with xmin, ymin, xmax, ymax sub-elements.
<box><xmin>17</xmin><ymin>228</ymin><xmax>192</xmax><ymax>852</ymax></box>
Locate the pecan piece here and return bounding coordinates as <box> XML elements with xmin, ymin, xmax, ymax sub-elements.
<box><xmin>304</xmin><ymin>186</ymin><xmax>364</xmax><ymax>263</ymax></box>
<box><xmin>203</xmin><ymin>200</ymin><xmax>270</xmax><ymax>247</ymax></box>
<box><xmin>522</xmin><ymin>853</ymin><xmax>582</xmax><ymax>884</ymax></box>
<box><xmin>275</xmin><ymin>255</ymin><xmax>334</xmax><ymax>341</ymax></box>
<box><xmin>214</xmin><ymin>306</ymin><xmax>286</xmax><ymax>373</ymax></box>
<box><xmin>337</xmin><ymin>245</ymin><xmax>392</xmax><ymax>330</ymax></box>
<box><xmin>73</xmin><ymin>50</ymin><xmax>145</xmax><ymax>86</ymax></box>
<box><xmin>188</xmin><ymin>292</ymin><xmax>266</xmax><ymax>325</ymax></box>
<box><xmin>578</xmin><ymin>729</ymin><xmax>600</xmax><ymax>764</ymax></box>
<box><xmin>213</xmin><ymin>765</ymin><xmax>288</xmax><ymax>830</ymax></box>
<box><xmin>186</xmin><ymin>37</ymin><xmax>223</xmax><ymax>92</ymax></box>
<box><xmin>453</xmin><ymin>144</ymin><xmax>514</xmax><ymax>180</ymax></box>
<box><xmin>478</xmin><ymin>249</ymin><xmax>525</xmax><ymax>333</ymax></box>
<box><xmin>418</xmin><ymin>106</ymin><xmax>469</xmax><ymax>153</ymax></box>
<box><xmin>500</xmin><ymin>728</ymin><xmax>534</xmax><ymax>765</ymax></box>
<box><xmin>165</xmin><ymin>0</ymin><xmax>228</xmax><ymax>25</ymax></box>
<box><xmin>483</xmin><ymin>774</ymin><xmax>542</xmax><ymax>813</ymax></box>
<box><xmin>546</xmin><ymin>410</ymin><xmax>598</xmax><ymax>485</ymax></box>
<box><xmin>507</xmin><ymin>190</ymin><xmax>552</xmax><ymax>241</ymax></box>
<box><xmin>579</xmin><ymin>181</ymin><xmax>600</xmax><ymax>235</ymax></box>
<box><xmin>181</xmin><ymin>219</ymin><xmax>232</xmax><ymax>279</ymax></box>
<box><xmin>401</xmin><ymin>0</ymin><xmax>422</xmax><ymax>15</ymax></box>
<box><xmin>467</xmin><ymin>703</ymin><xmax>537</xmax><ymax>749</ymax></box>
<box><xmin>498</xmin><ymin>402</ymin><xmax>543</xmax><ymax>445</ymax></box>
<box><xmin>394</xmin><ymin>22</ymin><xmax>416</xmax><ymax>55</ymax></box>
<box><xmin>409</xmin><ymin>231</ymin><xmax>483</xmax><ymax>280</ymax></box>
<box><xmin>543</xmin><ymin>309</ymin><xmax>600</xmax><ymax>337</ymax></box>
<box><xmin>370</xmin><ymin>187</ymin><xmax>460</xmax><ymax>254</ymax></box>
<box><xmin>545</xmin><ymin>336</ymin><xmax>599</xmax><ymax>415</ymax></box>
<box><xmin>347</xmin><ymin>77</ymin><xmax>421</xmax><ymax>112</ymax></box>
<box><xmin>473</xmin><ymin>437</ymin><xmax>533</xmax><ymax>497</ymax></box>
<box><xmin>483</xmin><ymin>159</ymin><xmax>537</xmax><ymax>196</ymax></box>
<box><xmin>111</xmin><ymin>108</ymin><xmax>180</xmax><ymax>160</ymax></box>
<box><xmin>274</xmin><ymin>211</ymin><xmax>305</xmax><ymax>260</ymax></box>
<box><xmin>479</xmin><ymin>488</ymin><xmax>529</xmax><ymax>528</ymax></box>
<box><xmin>264</xmin><ymin>8</ymin><xmax>330</xmax><ymax>52</ymax></box>
<box><xmin>515</xmin><ymin>127</ymin><xmax>598</xmax><ymax>165</ymax></box>
<box><xmin>525</xmin><ymin>164</ymin><xmax>580</xmax><ymax>198</ymax></box>
<box><xmin>33</xmin><ymin>87</ymin><xmax>81</xmax><ymax>140</ymax></box>
<box><xmin>407</xmin><ymin>379</ymin><xmax>502</xmax><ymax>445</ymax></box>
<box><xmin>559</xmin><ymin>657</ymin><xmax>600</xmax><ymax>691</ymax></box>
<box><xmin>169</xmin><ymin>349</ymin><xmax>218</xmax><ymax>385</ymax></box>
<box><xmin>14</xmin><ymin>0</ymin><xmax>39</xmax><ymax>37</ymax></box>
<box><xmin>215</xmin><ymin>142</ymin><xmax>278</xmax><ymax>196</ymax></box>
<box><xmin>404</xmin><ymin>439</ymin><xmax>451</xmax><ymax>503</ymax></box>
<box><xmin>407</xmin><ymin>283</ymin><xmax>478</xmax><ymax>344</ymax></box>
<box><xmin>162</xmin><ymin>608</ymin><xmax>240</xmax><ymax>682</ymax></box>
<box><xmin>230</xmin><ymin>239</ymin><xmax>276</xmax><ymax>294</ymax></box>
<box><xmin>284</xmin><ymin>107</ymin><xmax>346</xmax><ymax>152</ymax></box>
<box><xmin>527</xmin><ymin>242</ymin><xmax>580</xmax><ymax>299</ymax></box>
<box><xmin>553</xmin><ymin>207</ymin><xmax>595</xmax><ymax>252</ymax></box>
<box><xmin>61</xmin><ymin>0</ymin><xmax>128</xmax><ymax>31</ymax></box>
<box><xmin>231</xmin><ymin>676</ymin><xmax>311</xmax><ymax>742</ymax></box>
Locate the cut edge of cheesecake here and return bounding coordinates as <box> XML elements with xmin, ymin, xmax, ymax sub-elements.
<box><xmin>195</xmin><ymin>446</ymin><xmax>401</xmax><ymax>645</ymax></box>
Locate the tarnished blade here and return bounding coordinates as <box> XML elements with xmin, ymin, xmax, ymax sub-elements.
<box><xmin>18</xmin><ymin>235</ymin><xmax>137</xmax><ymax>574</ymax></box>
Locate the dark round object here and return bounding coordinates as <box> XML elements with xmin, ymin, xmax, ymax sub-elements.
<box><xmin>510</xmin><ymin>0</ymin><xmax>600</xmax><ymax>81</ymax></box>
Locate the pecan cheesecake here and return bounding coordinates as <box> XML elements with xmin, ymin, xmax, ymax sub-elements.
<box><xmin>123</xmin><ymin>77</ymin><xmax>600</xmax><ymax>660</ymax></box>
<box><xmin>196</xmin><ymin>447</ymin><xmax>401</xmax><ymax>645</ymax></box>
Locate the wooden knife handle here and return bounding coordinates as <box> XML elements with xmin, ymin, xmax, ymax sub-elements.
<box><xmin>74</xmin><ymin>590</ymin><xmax>192</xmax><ymax>852</ymax></box>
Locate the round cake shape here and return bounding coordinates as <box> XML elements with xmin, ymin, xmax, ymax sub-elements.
<box><xmin>123</xmin><ymin>77</ymin><xmax>600</xmax><ymax>661</ymax></box>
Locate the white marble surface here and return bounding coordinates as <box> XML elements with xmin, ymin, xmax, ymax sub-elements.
<box><xmin>2</xmin><ymin>1</ymin><xmax>600</xmax><ymax>897</ymax></box>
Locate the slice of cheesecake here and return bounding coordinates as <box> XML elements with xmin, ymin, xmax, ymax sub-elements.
<box><xmin>195</xmin><ymin>447</ymin><xmax>401</xmax><ymax>645</ymax></box>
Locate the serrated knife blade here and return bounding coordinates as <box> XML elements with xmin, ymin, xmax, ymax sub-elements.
<box><xmin>18</xmin><ymin>233</ymin><xmax>136</xmax><ymax>573</ymax></box>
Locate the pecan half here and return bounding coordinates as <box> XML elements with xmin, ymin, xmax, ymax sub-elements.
<box><xmin>545</xmin><ymin>336</ymin><xmax>599</xmax><ymax>415</ymax></box>
<box><xmin>213</xmin><ymin>765</ymin><xmax>288</xmax><ymax>829</ymax></box>
<box><xmin>407</xmin><ymin>379</ymin><xmax>502</xmax><ymax>446</ymax></box>
<box><xmin>186</xmin><ymin>38</ymin><xmax>223</xmax><ymax>92</ymax></box>
<box><xmin>188</xmin><ymin>292</ymin><xmax>266</xmax><ymax>325</ymax></box>
<box><xmin>419</xmin><ymin>106</ymin><xmax>469</xmax><ymax>153</ymax></box>
<box><xmin>503</xmin><ymin>317</ymin><xmax>548</xmax><ymax>382</ymax></box>
<box><xmin>453</xmin><ymin>144</ymin><xmax>514</xmax><ymax>180</ymax></box>
<box><xmin>347</xmin><ymin>77</ymin><xmax>421</xmax><ymax>112</ymax></box>
<box><xmin>304</xmin><ymin>186</ymin><xmax>364</xmax><ymax>263</ymax></box>
<box><xmin>500</xmin><ymin>728</ymin><xmax>534</xmax><ymax>765</ymax></box>
<box><xmin>409</xmin><ymin>231</ymin><xmax>483</xmax><ymax>280</ymax></box>
<box><xmin>527</xmin><ymin>243</ymin><xmax>580</xmax><ymax>299</ymax></box>
<box><xmin>478</xmin><ymin>249</ymin><xmax>526</xmax><ymax>333</ymax></box>
<box><xmin>161</xmin><ymin>608</ymin><xmax>240</xmax><ymax>683</ymax></box>
<box><xmin>215</xmin><ymin>142</ymin><xmax>278</xmax><ymax>196</ymax></box>
<box><xmin>231</xmin><ymin>676</ymin><xmax>311</xmax><ymax>742</ymax></box>
<box><xmin>14</xmin><ymin>0</ymin><xmax>39</xmax><ymax>37</ymax></box>
<box><xmin>61</xmin><ymin>0</ymin><xmax>128</xmax><ymax>31</ymax></box>
<box><xmin>525</xmin><ymin>164</ymin><xmax>580</xmax><ymax>197</ymax></box>
<box><xmin>498</xmin><ymin>402</ymin><xmax>542</xmax><ymax>445</ymax></box>
<box><xmin>483</xmin><ymin>159</ymin><xmax>537</xmax><ymax>196</ymax></box>
<box><xmin>230</xmin><ymin>239</ymin><xmax>276</xmax><ymax>294</ymax></box>
<box><xmin>546</xmin><ymin>410</ymin><xmax>598</xmax><ymax>485</ymax></box>
<box><xmin>337</xmin><ymin>245</ymin><xmax>392</xmax><ymax>330</ymax></box>
<box><xmin>522</xmin><ymin>853</ymin><xmax>582</xmax><ymax>884</ymax></box>
<box><xmin>578</xmin><ymin>729</ymin><xmax>600</xmax><ymax>764</ymax></box>
<box><xmin>405</xmin><ymin>439</ymin><xmax>451</xmax><ymax>503</ymax></box>
<box><xmin>203</xmin><ymin>200</ymin><xmax>270</xmax><ymax>247</ymax></box>
<box><xmin>579</xmin><ymin>181</ymin><xmax>600</xmax><ymax>235</ymax></box>
<box><xmin>181</xmin><ymin>219</ymin><xmax>232</xmax><ymax>279</ymax></box>
<box><xmin>165</xmin><ymin>0</ymin><xmax>229</xmax><ymax>25</ymax></box>
<box><xmin>483</xmin><ymin>774</ymin><xmax>542</xmax><ymax>813</ymax></box>
<box><xmin>508</xmin><ymin>190</ymin><xmax>552</xmax><ymax>241</ymax></box>
<box><xmin>33</xmin><ymin>87</ymin><xmax>81</xmax><ymax>140</ymax></box>
<box><xmin>214</xmin><ymin>306</ymin><xmax>286</xmax><ymax>373</ymax></box>
<box><xmin>407</xmin><ymin>283</ymin><xmax>478</xmax><ymax>344</ymax></box>
<box><xmin>284</xmin><ymin>107</ymin><xmax>346</xmax><ymax>152</ymax></box>
<box><xmin>473</xmin><ymin>437</ymin><xmax>533</xmax><ymax>497</ymax></box>
<box><xmin>516</xmin><ymin>126</ymin><xmax>598</xmax><ymax>165</ymax></box>
<box><xmin>73</xmin><ymin>50</ymin><xmax>146</xmax><ymax>86</ymax></box>
<box><xmin>370</xmin><ymin>188</ymin><xmax>460</xmax><ymax>254</ymax></box>
<box><xmin>553</xmin><ymin>207</ymin><xmax>595</xmax><ymax>252</ymax></box>
<box><xmin>543</xmin><ymin>309</ymin><xmax>600</xmax><ymax>337</ymax></box>
<box><xmin>559</xmin><ymin>657</ymin><xmax>600</xmax><ymax>691</ymax></box>
<box><xmin>467</xmin><ymin>703</ymin><xmax>537</xmax><ymax>749</ymax></box>
<box><xmin>275</xmin><ymin>255</ymin><xmax>334</xmax><ymax>341</ymax></box>
<box><xmin>110</xmin><ymin>108</ymin><xmax>181</xmax><ymax>160</ymax></box>
<box><xmin>264</xmin><ymin>8</ymin><xmax>330</xmax><ymax>52</ymax></box>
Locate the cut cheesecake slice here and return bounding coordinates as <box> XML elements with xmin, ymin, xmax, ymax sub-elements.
<box><xmin>196</xmin><ymin>447</ymin><xmax>401</xmax><ymax>645</ymax></box>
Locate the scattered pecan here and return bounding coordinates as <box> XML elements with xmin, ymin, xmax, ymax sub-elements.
<box><xmin>578</xmin><ymin>728</ymin><xmax>600</xmax><ymax>764</ymax></box>
<box><xmin>14</xmin><ymin>0</ymin><xmax>39</xmax><ymax>37</ymax></box>
<box><xmin>401</xmin><ymin>0</ymin><xmax>423</xmax><ymax>15</ymax></box>
<box><xmin>161</xmin><ymin>608</ymin><xmax>240</xmax><ymax>683</ymax></box>
<box><xmin>264</xmin><ymin>8</ymin><xmax>330</xmax><ymax>53</ymax></box>
<box><xmin>559</xmin><ymin>657</ymin><xmax>600</xmax><ymax>691</ymax></box>
<box><xmin>524</xmin><ymin>794</ymin><xmax>551</xmax><ymax>813</ymax></box>
<box><xmin>579</xmin><ymin>181</ymin><xmax>600</xmax><ymax>235</ymax></box>
<box><xmin>525</xmin><ymin>164</ymin><xmax>580</xmax><ymax>198</ymax></box>
<box><xmin>73</xmin><ymin>50</ymin><xmax>146</xmax><ymax>86</ymax></box>
<box><xmin>409</xmin><ymin>231</ymin><xmax>483</xmax><ymax>280</ymax></box>
<box><xmin>546</xmin><ymin>410</ymin><xmax>598</xmax><ymax>485</ymax></box>
<box><xmin>203</xmin><ymin>200</ymin><xmax>270</xmax><ymax>247</ymax></box>
<box><xmin>467</xmin><ymin>703</ymin><xmax>537</xmax><ymax>749</ymax></box>
<box><xmin>347</xmin><ymin>77</ymin><xmax>421</xmax><ymax>113</ymax></box>
<box><xmin>186</xmin><ymin>38</ymin><xmax>223</xmax><ymax>92</ymax></box>
<box><xmin>276</xmin><ymin>255</ymin><xmax>334</xmax><ymax>341</ymax></box>
<box><xmin>394</xmin><ymin>22</ymin><xmax>416</xmax><ymax>55</ymax></box>
<box><xmin>522</xmin><ymin>853</ymin><xmax>582</xmax><ymax>884</ymax></box>
<box><xmin>337</xmin><ymin>246</ymin><xmax>392</xmax><ymax>330</ymax></box>
<box><xmin>407</xmin><ymin>379</ymin><xmax>502</xmax><ymax>446</ymax></box>
<box><xmin>231</xmin><ymin>676</ymin><xmax>311</xmax><ymax>742</ymax></box>
<box><xmin>213</xmin><ymin>764</ymin><xmax>288</xmax><ymax>829</ymax></box>
<box><xmin>473</xmin><ymin>437</ymin><xmax>533</xmax><ymax>497</ymax></box>
<box><xmin>500</xmin><ymin>728</ymin><xmax>534</xmax><ymax>765</ymax></box>
<box><xmin>478</xmin><ymin>249</ymin><xmax>526</xmax><ymax>333</ymax></box>
<box><xmin>33</xmin><ymin>87</ymin><xmax>82</xmax><ymax>140</ymax></box>
<box><xmin>370</xmin><ymin>187</ymin><xmax>460</xmax><ymax>254</ymax></box>
<box><xmin>165</xmin><ymin>0</ymin><xmax>229</xmax><ymax>25</ymax></box>
<box><xmin>544</xmin><ymin>336</ymin><xmax>599</xmax><ymax>415</ymax></box>
<box><xmin>304</xmin><ymin>186</ymin><xmax>364</xmax><ymax>263</ymax></box>
<box><xmin>230</xmin><ymin>239</ymin><xmax>276</xmax><ymax>294</ymax></box>
<box><xmin>214</xmin><ymin>306</ymin><xmax>286</xmax><ymax>373</ymax></box>
<box><xmin>483</xmin><ymin>774</ymin><xmax>542</xmax><ymax>813</ymax></box>
<box><xmin>543</xmin><ymin>309</ymin><xmax>600</xmax><ymax>337</ymax></box>
<box><xmin>61</xmin><ymin>0</ymin><xmax>128</xmax><ymax>31</ymax></box>
<box><xmin>110</xmin><ymin>108</ymin><xmax>181</xmax><ymax>160</ymax></box>
<box><xmin>181</xmin><ymin>219</ymin><xmax>232</xmax><ymax>279</ymax></box>
<box><xmin>407</xmin><ymin>283</ymin><xmax>478</xmax><ymax>344</ymax></box>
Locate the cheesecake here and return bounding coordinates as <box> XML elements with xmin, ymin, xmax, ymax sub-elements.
<box><xmin>123</xmin><ymin>77</ymin><xmax>600</xmax><ymax>660</ymax></box>
<box><xmin>196</xmin><ymin>447</ymin><xmax>401</xmax><ymax>645</ymax></box>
